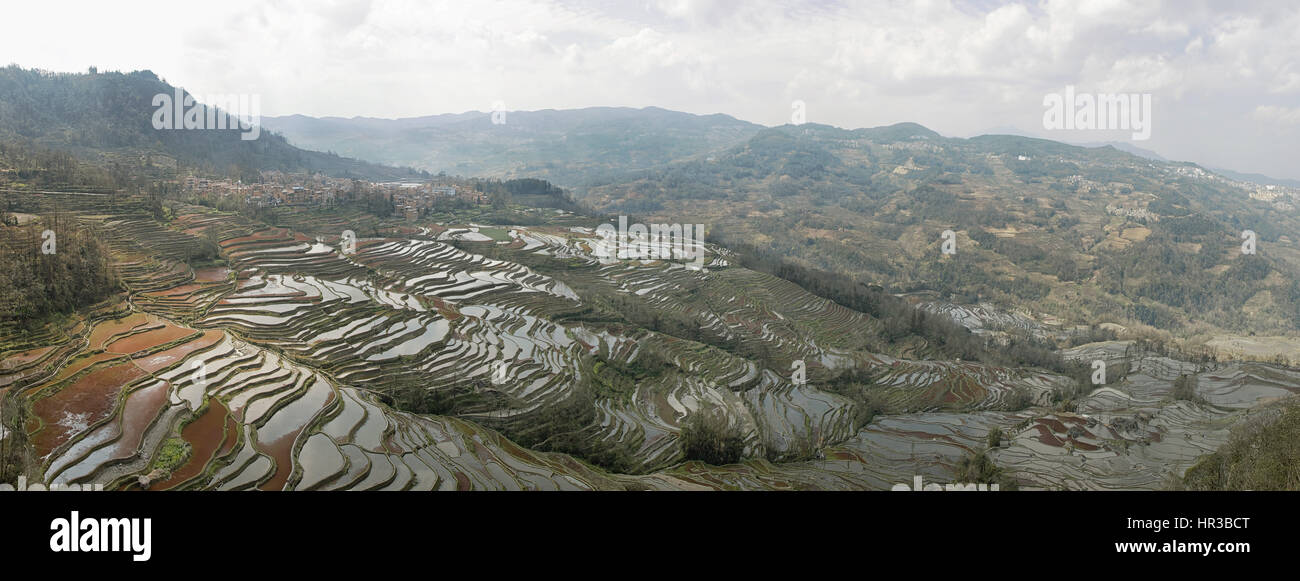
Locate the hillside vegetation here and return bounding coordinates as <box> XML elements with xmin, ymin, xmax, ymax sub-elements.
<box><xmin>262</xmin><ymin>106</ymin><xmax>762</xmax><ymax>185</ymax></box>
<box><xmin>0</xmin><ymin>65</ymin><xmax>423</xmax><ymax>182</ymax></box>
<box><xmin>1182</xmin><ymin>398</ymin><xmax>1300</xmax><ymax>490</ymax></box>
<box><xmin>582</xmin><ymin>124</ymin><xmax>1300</xmax><ymax>342</ymax></box>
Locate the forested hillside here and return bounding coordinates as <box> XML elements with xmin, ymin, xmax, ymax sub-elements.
<box><xmin>0</xmin><ymin>66</ymin><xmax>423</xmax><ymax>181</ymax></box>
<box><xmin>262</xmin><ymin>106</ymin><xmax>762</xmax><ymax>185</ymax></box>
<box><xmin>584</xmin><ymin>123</ymin><xmax>1300</xmax><ymax>341</ymax></box>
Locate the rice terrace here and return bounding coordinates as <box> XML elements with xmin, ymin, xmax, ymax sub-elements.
<box><xmin>3</xmin><ymin>2</ymin><xmax>1300</xmax><ymax>506</ymax></box>
<box><xmin>4</xmin><ymin>186</ymin><xmax>1296</xmax><ymax>492</ymax></box>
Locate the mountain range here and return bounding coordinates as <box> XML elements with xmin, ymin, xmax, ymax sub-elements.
<box><xmin>0</xmin><ymin>65</ymin><xmax>422</xmax><ymax>182</ymax></box>
<box><xmin>262</xmin><ymin>106</ymin><xmax>761</xmax><ymax>187</ymax></box>
<box><xmin>4</xmin><ymin>66</ymin><xmax>1300</xmax><ymax>491</ymax></box>
<box><xmin>269</xmin><ymin>106</ymin><xmax>1300</xmax><ymax>348</ymax></box>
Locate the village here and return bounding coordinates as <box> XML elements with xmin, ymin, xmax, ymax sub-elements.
<box><xmin>180</xmin><ymin>172</ymin><xmax>489</xmax><ymax>219</ymax></box>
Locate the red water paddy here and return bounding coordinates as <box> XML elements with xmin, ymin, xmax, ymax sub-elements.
<box><xmin>193</xmin><ymin>267</ymin><xmax>230</xmax><ymax>283</ymax></box>
<box><xmin>454</xmin><ymin>471</ymin><xmax>471</xmax><ymax>490</ymax></box>
<box><xmin>151</xmin><ymin>400</ymin><xmax>231</xmax><ymax>490</ymax></box>
<box><xmin>134</xmin><ymin>330</ymin><xmax>222</xmax><ymax>373</ymax></box>
<box><xmin>254</xmin><ymin>388</ymin><xmax>336</xmax><ymax>491</ymax></box>
<box><xmin>105</xmin><ymin>325</ymin><xmax>195</xmax><ymax>354</ymax></box>
<box><xmin>1030</xmin><ymin>424</ymin><xmax>1065</xmax><ymax>447</ymax></box>
<box><xmin>97</xmin><ymin>380</ymin><xmax>170</xmax><ymax>465</ymax></box>
<box><xmin>1</xmin><ymin>346</ymin><xmax>54</xmax><ymax>367</ymax></box>
<box><xmin>30</xmin><ymin>362</ymin><xmax>146</xmax><ymax>459</ymax></box>
<box><xmin>42</xmin><ymin>352</ymin><xmax>124</xmax><ymax>389</ymax></box>
<box><xmin>220</xmin><ymin>229</ymin><xmax>289</xmax><ymax>248</ymax></box>
<box><xmin>145</xmin><ymin>284</ymin><xmax>205</xmax><ymax>298</ymax></box>
<box><xmin>216</xmin><ymin>414</ymin><xmax>240</xmax><ymax>458</ymax></box>
<box><xmin>1037</xmin><ymin>418</ymin><xmax>1069</xmax><ymax>433</ymax></box>
<box><xmin>88</xmin><ymin>314</ymin><xmax>150</xmax><ymax>349</ymax></box>
<box><xmin>255</xmin><ymin>429</ymin><xmax>299</xmax><ymax>491</ymax></box>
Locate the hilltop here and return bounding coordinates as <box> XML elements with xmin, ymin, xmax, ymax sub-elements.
<box><xmin>0</xmin><ymin>66</ymin><xmax>423</xmax><ymax>182</ymax></box>
<box><xmin>262</xmin><ymin>106</ymin><xmax>762</xmax><ymax>185</ymax></box>
<box><xmin>575</xmin><ymin>123</ymin><xmax>1300</xmax><ymax>351</ymax></box>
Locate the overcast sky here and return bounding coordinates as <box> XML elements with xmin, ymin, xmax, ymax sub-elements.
<box><xmin>4</xmin><ymin>0</ymin><xmax>1298</xmax><ymax>179</ymax></box>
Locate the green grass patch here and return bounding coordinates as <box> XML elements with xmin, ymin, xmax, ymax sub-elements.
<box><xmin>150</xmin><ymin>437</ymin><xmax>192</xmax><ymax>474</ymax></box>
<box><xmin>477</xmin><ymin>227</ymin><xmax>511</xmax><ymax>242</ymax></box>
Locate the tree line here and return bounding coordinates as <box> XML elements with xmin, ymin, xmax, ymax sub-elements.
<box><xmin>0</xmin><ymin>215</ymin><xmax>119</xmax><ymax>329</ymax></box>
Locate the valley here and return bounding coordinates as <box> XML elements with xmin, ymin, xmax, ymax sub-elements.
<box><xmin>2</xmin><ymin>66</ymin><xmax>1298</xmax><ymax>493</ymax></box>
<box><xmin>4</xmin><ymin>189</ymin><xmax>1296</xmax><ymax>491</ymax></box>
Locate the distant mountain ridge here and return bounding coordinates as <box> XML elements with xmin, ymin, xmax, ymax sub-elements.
<box><xmin>1209</xmin><ymin>167</ymin><xmax>1300</xmax><ymax>189</ymax></box>
<box><xmin>266</xmin><ymin>108</ymin><xmax>1298</xmax><ymax>193</ymax></box>
<box><xmin>262</xmin><ymin>106</ymin><xmax>765</xmax><ymax>187</ymax></box>
<box><xmin>0</xmin><ymin>65</ymin><xmax>421</xmax><ymax>181</ymax></box>
<box><xmin>575</xmin><ymin>120</ymin><xmax>1300</xmax><ymax>338</ymax></box>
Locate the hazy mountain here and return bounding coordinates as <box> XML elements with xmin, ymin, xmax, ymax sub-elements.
<box><xmin>975</xmin><ymin>126</ymin><xmax>1172</xmax><ymax>162</ymax></box>
<box><xmin>0</xmin><ymin>66</ymin><xmax>421</xmax><ymax>181</ymax></box>
<box><xmin>262</xmin><ymin>106</ymin><xmax>763</xmax><ymax>188</ymax></box>
<box><xmin>581</xmin><ymin>122</ymin><xmax>1300</xmax><ymax>339</ymax></box>
<box><xmin>6</xmin><ymin>81</ymin><xmax>1299</xmax><ymax>495</ymax></box>
<box><xmin>1067</xmin><ymin>141</ymin><xmax>1170</xmax><ymax>162</ymax></box>
<box><xmin>1209</xmin><ymin>167</ymin><xmax>1300</xmax><ymax>188</ymax></box>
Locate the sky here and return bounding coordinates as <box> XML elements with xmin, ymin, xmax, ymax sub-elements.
<box><xmin>3</xmin><ymin>0</ymin><xmax>1298</xmax><ymax>179</ymax></box>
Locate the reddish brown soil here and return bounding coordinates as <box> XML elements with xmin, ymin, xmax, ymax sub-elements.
<box><xmin>100</xmin><ymin>380</ymin><xmax>170</xmax><ymax>463</ymax></box>
<box><xmin>193</xmin><ymin>267</ymin><xmax>230</xmax><ymax>283</ymax></box>
<box><xmin>255</xmin><ymin>427</ymin><xmax>301</xmax><ymax>491</ymax></box>
<box><xmin>105</xmin><ymin>325</ymin><xmax>194</xmax><ymax>354</ymax></box>
<box><xmin>151</xmin><ymin>400</ymin><xmax>231</xmax><ymax>490</ymax></box>
<box><xmin>216</xmin><ymin>414</ymin><xmax>240</xmax><ymax>458</ymax></box>
<box><xmin>88</xmin><ymin>314</ymin><xmax>149</xmax><ymax>349</ymax></box>
<box><xmin>42</xmin><ymin>352</ymin><xmax>123</xmax><ymax>388</ymax></box>
<box><xmin>30</xmin><ymin>362</ymin><xmax>146</xmax><ymax>458</ymax></box>
<box><xmin>1037</xmin><ymin>418</ymin><xmax>1069</xmax><ymax>433</ymax></box>
<box><xmin>1031</xmin><ymin>424</ymin><xmax>1064</xmax><ymax>447</ymax></box>
<box><xmin>1</xmin><ymin>346</ymin><xmax>54</xmax><ymax>367</ymax></box>
<box><xmin>134</xmin><ymin>330</ymin><xmax>222</xmax><ymax>373</ymax></box>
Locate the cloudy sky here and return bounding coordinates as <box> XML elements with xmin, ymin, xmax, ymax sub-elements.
<box><xmin>4</xmin><ymin>0</ymin><xmax>1298</xmax><ymax>179</ymax></box>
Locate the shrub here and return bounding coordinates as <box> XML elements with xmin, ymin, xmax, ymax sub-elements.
<box><xmin>1171</xmin><ymin>374</ymin><xmax>1202</xmax><ymax>403</ymax></box>
<box><xmin>986</xmin><ymin>427</ymin><xmax>1003</xmax><ymax>449</ymax></box>
<box><xmin>1181</xmin><ymin>399</ymin><xmax>1300</xmax><ymax>490</ymax></box>
<box><xmin>680</xmin><ymin>409</ymin><xmax>745</xmax><ymax>466</ymax></box>
<box><xmin>151</xmin><ymin>438</ymin><xmax>191</xmax><ymax>474</ymax></box>
<box><xmin>1005</xmin><ymin>387</ymin><xmax>1034</xmax><ymax>411</ymax></box>
<box><xmin>953</xmin><ymin>448</ymin><xmax>1019</xmax><ymax>490</ymax></box>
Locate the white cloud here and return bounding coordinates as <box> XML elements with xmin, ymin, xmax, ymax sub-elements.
<box><xmin>1253</xmin><ymin>105</ymin><xmax>1300</xmax><ymax>125</ymax></box>
<box><xmin>0</xmin><ymin>0</ymin><xmax>1296</xmax><ymax>178</ymax></box>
